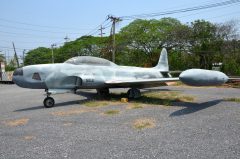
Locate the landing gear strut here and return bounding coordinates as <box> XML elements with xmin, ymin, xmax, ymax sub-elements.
<box><xmin>127</xmin><ymin>88</ymin><xmax>141</xmax><ymax>99</ymax></box>
<box><xmin>43</xmin><ymin>90</ymin><xmax>55</xmax><ymax>108</ymax></box>
<box><xmin>97</xmin><ymin>88</ymin><xmax>110</xmax><ymax>97</ymax></box>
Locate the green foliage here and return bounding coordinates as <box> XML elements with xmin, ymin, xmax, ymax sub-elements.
<box><xmin>5</xmin><ymin>66</ymin><xmax>15</xmax><ymax>71</ymax></box>
<box><xmin>56</xmin><ymin>36</ymin><xmax>110</xmax><ymax>63</ymax></box>
<box><xmin>118</xmin><ymin>18</ymin><xmax>187</xmax><ymax>66</ymax></box>
<box><xmin>24</xmin><ymin>47</ymin><xmax>52</xmax><ymax>65</ymax></box>
<box><xmin>0</xmin><ymin>54</ymin><xmax>5</xmax><ymax>62</ymax></box>
<box><xmin>223</xmin><ymin>56</ymin><xmax>240</xmax><ymax>75</ymax></box>
<box><xmin>5</xmin><ymin>59</ymin><xmax>17</xmax><ymax>71</ymax></box>
<box><xmin>190</xmin><ymin>20</ymin><xmax>224</xmax><ymax>69</ymax></box>
<box><xmin>23</xmin><ymin>18</ymin><xmax>240</xmax><ymax>75</ymax></box>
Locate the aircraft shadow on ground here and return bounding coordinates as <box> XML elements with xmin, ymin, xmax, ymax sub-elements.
<box><xmin>14</xmin><ymin>90</ymin><xmax>222</xmax><ymax>115</ymax></box>
<box><xmin>142</xmin><ymin>88</ymin><xmax>180</xmax><ymax>92</ymax></box>
<box><xmin>169</xmin><ymin>99</ymin><xmax>222</xmax><ymax>117</ymax></box>
<box><xmin>78</xmin><ymin>91</ymin><xmax>223</xmax><ymax>117</ymax></box>
<box><xmin>14</xmin><ymin>99</ymin><xmax>89</xmax><ymax>112</ymax></box>
<box><xmin>76</xmin><ymin>88</ymin><xmax>178</xmax><ymax>98</ymax></box>
<box><xmin>14</xmin><ymin>91</ymin><xmax>97</xmax><ymax>112</ymax></box>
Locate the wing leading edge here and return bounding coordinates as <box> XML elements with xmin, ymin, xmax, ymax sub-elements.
<box><xmin>105</xmin><ymin>78</ymin><xmax>179</xmax><ymax>88</ymax></box>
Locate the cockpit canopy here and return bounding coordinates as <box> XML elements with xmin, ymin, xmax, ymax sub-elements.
<box><xmin>64</xmin><ymin>56</ymin><xmax>117</xmax><ymax>66</ymax></box>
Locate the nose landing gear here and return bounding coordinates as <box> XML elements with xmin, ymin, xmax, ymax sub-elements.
<box><xmin>43</xmin><ymin>90</ymin><xmax>55</xmax><ymax>108</ymax></box>
<box><xmin>43</xmin><ymin>97</ymin><xmax>55</xmax><ymax>108</ymax></box>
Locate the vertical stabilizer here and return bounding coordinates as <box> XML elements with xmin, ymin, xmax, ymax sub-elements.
<box><xmin>154</xmin><ymin>48</ymin><xmax>169</xmax><ymax>72</ymax></box>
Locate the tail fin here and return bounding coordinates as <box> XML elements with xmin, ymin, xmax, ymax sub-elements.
<box><xmin>154</xmin><ymin>48</ymin><xmax>169</xmax><ymax>72</ymax></box>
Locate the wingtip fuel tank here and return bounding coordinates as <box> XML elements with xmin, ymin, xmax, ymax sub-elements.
<box><xmin>179</xmin><ymin>69</ymin><xmax>229</xmax><ymax>86</ymax></box>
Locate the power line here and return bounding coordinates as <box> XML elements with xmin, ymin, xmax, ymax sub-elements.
<box><xmin>0</xmin><ymin>24</ymin><xmax>88</xmax><ymax>35</ymax></box>
<box><xmin>0</xmin><ymin>31</ymin><xmax>64</xmax><ymax>39</ymax></box>
<box><xmin>1</xmin><ymin>39</ymin><xmax>55</xmax><ymax>44</ymax></box>
<box><xmin>0</xmin><ymin>17</ymin><xmax>89</xmax><ymax>31</ymax></box>
<box><xmin>0</xmin><ymin>46</ymin><xmax>31</xmax><ymax>51</ymax></box>
<box><xmin>85</xmin><ymin>19</ymin><xmax>110</xmax><ymax>36</ymax></box>
<box><xmin>174</xmin><ymin>3</ymin><xmax>240</xmax><ymax>20</ymax></box>
<box><xmin>120</xmin><ymin>0</ymin><xmax>240</xmax><ymax>20</ymax></box>
<box><xmin>205</xmin><ymin>10</ymin><xmax>240</xmax><ymax>20</ymax></box>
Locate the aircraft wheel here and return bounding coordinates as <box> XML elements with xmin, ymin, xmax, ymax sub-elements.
<box><xmin>97</xmin><ymin>88</ymin><xmax>110</xmax><ymax>96</ymax></box>
<box><xmin>127</xmin><ymin>88</ymin><xmax>141</xmax><ymax>99</ymax></box>
<box><xmin>43</xmin><ymin>97</ymin><xmax>55</xmax><ymax>108</ymax></box>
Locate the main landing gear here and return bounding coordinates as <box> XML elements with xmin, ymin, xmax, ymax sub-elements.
<box><xmin>43</xmin><ymin>90</ymin><xmax>55</xmax><ymax>108</ymax></box>
<box><xmin>96</xmin><ymin>88</ymin><xmax>141</xmax><ymax>99</ymax></box>
<box><xmin>127</xmin><ymin>88</ymin><xmax>141</xmax><ymax>99</ymax></box>
<box><xmin>97</xmin><ymin>88</ymin><xmax>110</xmax><ymax>97</ymax></box>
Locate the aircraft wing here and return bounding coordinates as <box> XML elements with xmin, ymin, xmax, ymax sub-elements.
<box><xmin>48</xmin><ymin>89</ymin><xmax>75</xmax><ymax>94</ymax></box>
<box><xmin>105</xmin><ymin>78</ymin><xmax>179</xmax><ymax>88</ymax></box>
<box><xmin>228</xmin><ymin>78</ymin><xmax>240</xmax><ymax>81</ymax></box>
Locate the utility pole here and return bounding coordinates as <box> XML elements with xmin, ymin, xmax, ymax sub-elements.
<box><xmin>0</xmin><ymin>50</ymin><xmax>3</xmax><ymax>62</ymax></box>
<box><xmin>4</xmin><ymin>51</ymin><xmax>7</xmax><ymax>64</ymax></box>
<box><xmin>12</xmin><ymin>42</ymin><xmax>20</xmax><ymax>68</ymax></box>
<box><xmin>51</xmin><ymin>44</ymin><xmax>56</xmax><ymax>63</ymax></box>
<box><xmin>7</xmin><ymin>50</ymin><xmax>9</xmax><ymax>65</ymax></box>
<box><xmin>98</xmin><ymin>25</ymin><xmax>105</xmax><ymax>37</ymax></box>
<box><xmin>64</xmin><ymin>36</ymin><xmax>70</xmax><ymax>43</ymax></box>
<box><xmin>22</xmin><ymin>49</ymin><xmax>26</xmax><ymax>66</ymax></box>
<box><xmin>107</xmin><ymin>15</ymin><xmax>121</xmax><ymax>63</ymax></box>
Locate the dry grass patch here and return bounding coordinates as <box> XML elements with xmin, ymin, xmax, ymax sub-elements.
<box><xmin>166</xmin><ymin>81</ymin><xmax>184</xmax><ymax>86</ymax></box>
<box><xmin>83</xmin><ymin>93</ymin><xmax>127</xmax><ymax>107</ymax></box>
<box><xmin>83</xmin><ymin>100</ymin><xmax>120</xmax><ymax>107</ymax></box>
<box><xmin>3</xmin><ymin>118</ymin><xmax>29</xmax><ymax>127</ymax></box>
<box><xmin>51</xmin><ymin>108</ymin><xmax>94</xmax><ymax>116</ymax></box>
<box><xmin>133</xmin><ymin>118</ymin><xmax>156</xmax><ymax>130</ymax></box>
<box><xmin>63</xmin><ymin>122</ymin><xmax>73</xmax><ymax>126</ymax></box>
<box><xmin>127</xmin><ymin>103</ymin><xmax>144</xmax><ymax>109</ymax></box>
<box><xmin>23</xmin><ymin>135</ymin><xmax>35</xmax><ymax>140</ymax></box>
<box><xmin>137</xmin><ymin>91</ymin><xmax>194</xmax><ymax>106</ymax></box>
<box><xmin>179</xmin><ymin>95</ymin><xmax>195</xmax><ymax>102</ymax></box>
<box><xmin>103</xmin><ymin>110</ymin><xmax>120</xmax><ymax>115</ymax></box>
<box><xmin>79</xmin><ymin>91</ymin><xmax>194</xmax><ymax>108</ymax></box>
<box><xmin>224</xmin><ymin>97</ymin><xmax>240</xmax><ymax>103</ymax></box>
<box><xmin>84</xmin><ymin>100</ymin><xmax>108</xmax><ymax>107</ymax></box>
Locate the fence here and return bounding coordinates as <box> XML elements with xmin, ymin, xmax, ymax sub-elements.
<box><xmin>0</xmin><ymin>71</ymin><xmax>14</xmax><ymax>83</ymax></box>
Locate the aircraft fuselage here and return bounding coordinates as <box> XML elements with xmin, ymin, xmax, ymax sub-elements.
<box><xmin>13</xmin><ymin>63</ymin><xmax>168</xmax><ymax>90</ymax></box>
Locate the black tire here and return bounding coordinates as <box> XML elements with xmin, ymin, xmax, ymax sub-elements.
<box><xmin>97</xmin><ymin>88</ymin><xmax>110</xmax><ymax>96</ymax></box>
<box><xmin>43</xmin><ymin>97</ymin><xmax>55</xmax><ymax>108</ymax></box>
<box><xmin>127</xmin><ymin>88</ymin><xmax>141</xmax><ymax>99</ymax></box>
<box><xmin>127</xmin><ymin>89</ymin><xmax>133</xmax><ymax>99</ymax></box>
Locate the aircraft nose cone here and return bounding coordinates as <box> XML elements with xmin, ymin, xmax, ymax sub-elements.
<box><xmin>179</xmin><ymin>69</ymin><xmax>193</xmax><ymax>81</ymax></box>
<box><xmin>220</xmin><ymin>72</ymin><xmax>229</xmax><ymax>83</ymax></box>
<box><xmin>13</xmin><ymin>68</ymin><xmax>23</xmax><ymax>76</ymax></box>
<box><xmin>12</xmin><ymin>68</ymin><xmax>24</xmax><ymax>84</ymax></box>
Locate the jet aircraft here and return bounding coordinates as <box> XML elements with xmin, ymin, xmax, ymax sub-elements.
<box><xmin>13</xmin><ymin>48</ymin><xmax>230</xmax><ymax>108</ymax></box>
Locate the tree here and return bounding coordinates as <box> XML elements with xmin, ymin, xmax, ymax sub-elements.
<box><xmin>56</xmin><ymin>36</ymin><xmax>110</xmax><ymax>63</ymax></box>
<box><xmin>5</xmin><ymin>59</ymin><xmax>16</xmax><ymax>71</ymax></box>
<box><xmin>190</xmin><ymin>20</ymin><xmax>221</xmax><ymax>69</ymax></box>
<box><xmin>0</xmin><ymin>54</ymin><xmax>5</xmax><ymax>62</ymax></box>
<box><xmin>24</xmin><ymin>47</ymin><xmax>51</xmax><ymax>65</ymax></box>
<box><xmin>22</xmin><ymin>18</ymin><xmax>240</xmax><ymax>75</ymax></box>
<box><xmin>118</xmin><ymin>18</ymin><xmax>190</xmax><ymax>66</ymax></box>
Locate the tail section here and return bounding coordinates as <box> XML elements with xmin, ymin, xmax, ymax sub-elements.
<box><xmin>154</xmin><ymin>48</ymin><xmax>169</xmax><ymax>72</ymax></box>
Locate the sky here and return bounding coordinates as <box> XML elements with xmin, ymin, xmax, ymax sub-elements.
<box><xmin>0</xmin><ymin>0</ymin><xmax>240</xmax><ymax>60</ymax></box>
